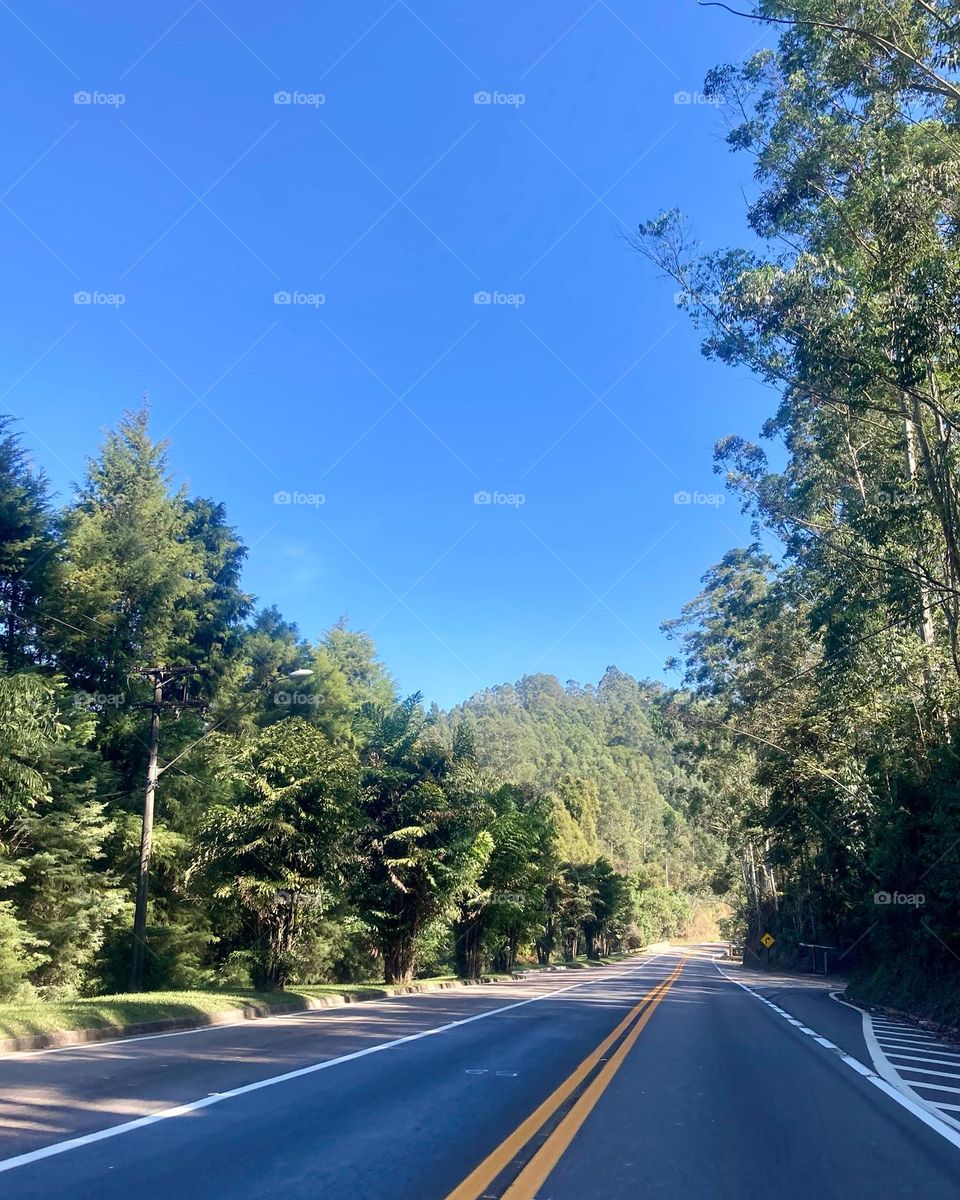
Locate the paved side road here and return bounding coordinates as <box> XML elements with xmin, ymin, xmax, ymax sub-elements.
<box><xmin>0</xmin><ymin>949</ymin><xmax>958</xmax><ymax>1199</ymax></box>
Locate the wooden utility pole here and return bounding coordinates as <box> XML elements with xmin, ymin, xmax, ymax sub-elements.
<box><xmin>129</xmin><ymin>666</ymin><xmax>202</xmax><ymax>992</ymax></box>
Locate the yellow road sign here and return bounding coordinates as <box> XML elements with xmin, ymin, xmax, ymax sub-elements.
<box><xmin>760</xmin><ymin>932</ymin><xmax>775</xmax><ymax>949</ymax></box>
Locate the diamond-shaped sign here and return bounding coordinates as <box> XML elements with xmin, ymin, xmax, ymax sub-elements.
<box><xmin>760</xmin><ymin>932</ymin><xmax>775</xmax><ymax>949</ymax></box>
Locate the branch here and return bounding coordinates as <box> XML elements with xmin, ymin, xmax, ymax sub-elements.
<box><xmin>699</xmin><ymin>2</ymin><xmax>960</xmax><ymax>101</ymax></box>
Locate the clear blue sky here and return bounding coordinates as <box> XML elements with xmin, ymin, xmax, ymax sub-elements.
<box><xmin>1</xmin><ymin>1</ymin><xmax>773</xmax><ymax>707</ymax></box>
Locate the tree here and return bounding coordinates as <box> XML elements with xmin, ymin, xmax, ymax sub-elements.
<box><xmin>0</xmin><ymin>417</ymin><xmax>56</xmax><ymax>671</ymax></box>
<box><xmin>453</xmin><ymin>782</ymin><xmax>556</xmax><ymax>978</ymax></box>
<box><xmin>52</xmin><ymin>409</ymin><xmax>207</xmax><ymax>698</ymax></box>
<box><xmin>638</xmin><ymin>1</ymin><xmax>960</xmax><ymax>1007</ymax></box>
<box><xmin>189</xmin><ymin>718</ymin><xmax>359</xmax><ymax>989</ymax></box>
<box><xmin>352</xmin><ymin>698</ymin><xmax>490</xmax><ymax>983</ymax></box>
<box><xmin>0</xmin><ymin>674</ymin><xmax>63</xmax><ymax>820</ymax></box>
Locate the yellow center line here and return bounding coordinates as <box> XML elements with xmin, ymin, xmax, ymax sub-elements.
<box><xmin>502</xmin><ymin>958</ymin><xmax>685</xmax><ymax>1200</ymax></box>
<box><xmin>443</xmin><ymin>958</ymin><xmax>684</xmax><ymax>1200</ymax></box>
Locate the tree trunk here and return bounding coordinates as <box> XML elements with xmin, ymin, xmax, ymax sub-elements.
<box><xmin>383</xmin><ymin>933</ymin><xmax>416</xmax><ymax>984</ymax></box>
<box><xmin>454</xmin><ymin>912</ymin><xmax>484</xmax><ymax>979</ymax></box>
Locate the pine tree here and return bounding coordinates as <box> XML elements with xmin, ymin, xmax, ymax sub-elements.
<box><xmin>0</xmin><ymin>417</ymin><xmax>57</xmax><ymax>671</ymax></box>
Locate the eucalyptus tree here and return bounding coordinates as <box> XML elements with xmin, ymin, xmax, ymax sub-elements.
<box><xmin>641</xmin><ymin>1</ymin><xmax>960</xmax><ymax>987</ymax></box>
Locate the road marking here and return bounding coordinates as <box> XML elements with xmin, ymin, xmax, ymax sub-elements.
<box><xmin>717</xmin><ymin>964</ymin><xmax>960</xmax><ymax>1151</ymax></box>
<box><xmin>887</xmin><ymin>1053</ymin><xmax>960</xmax><ymax>1068</ymax></box>
<box><xmin>878</xmin><ymin>1032</ymin><xmax>945</xmax><ymax>1041</ymax></box>
<box><xmin>877</xmin><ymin>1042</ymin><xmax>959</xmax><ymax>1055</ymax></box>
<box><xmin>0</xmin><ymin>958</ymin><xmax>670</xmax><ymax>1062</ymax></box>
<box><xmin>0</xmin><ymin>955</ymin><xmax>664</xmax><ymax>1175</ymax></box>
<box><xmin>501</xmin><ymin>959</ymin><xmax>684</xmax><ymax>1200</ymax></box>
<box><xmin>862</xmin><ymin>1012</ymin><xmax>960</xmax><ymax>1133</ymax></box>
<box><xmin>442</xmin><ymin>959</ymin><xmax>681</xmax><ymax>1200</ymax></box>
<box><xmin>894</xmin><ymin>1066</ymin><xmax>960</xmax><ymax>1079</ymax></box>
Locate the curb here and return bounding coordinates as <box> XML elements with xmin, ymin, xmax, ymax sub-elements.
<box><xmin>0</xmin><ymin>951</ymin><xmax>654</xmax><ymax>1056</ymax></box>
<box><xmin>0</xmin><ymin>975</ymin><xmax>520</xmax><ymax>1055</ymax></box>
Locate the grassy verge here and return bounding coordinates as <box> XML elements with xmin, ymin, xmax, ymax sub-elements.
<box><xmin>0</xmin><ymin>955</ymin><xmax>639</xmax><ymax>1042</ymax></box>
<box><xmin>0</xmin><ymin>975</ymin><xmax>488</xmax><ymax>1041</ymax></box>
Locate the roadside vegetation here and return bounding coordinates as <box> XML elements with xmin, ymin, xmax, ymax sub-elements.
<box><xmin>0</xmin><ymin>412</ymin><xmax>714</xmax><ymax>1010</ymax></box>
<box><xmin>0</xmin><ymin>956</ymin><xmax>652</xmax><ymax>1041</ymax></box>
<box><xmin>637</xmin><ymin>0</ymin><xmax>960</xmax><ymax>1023</ymax></box>
<box><xmin>6</xmin><ymin>1</ymin><xmax>957</xmax><ymax>1032</ymax></box>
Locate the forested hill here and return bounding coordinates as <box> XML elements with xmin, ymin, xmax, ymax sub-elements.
<box><xmin>442</xmin><ymin>668</ymin><xmax>706</xmax><ymax>882</ymax></box>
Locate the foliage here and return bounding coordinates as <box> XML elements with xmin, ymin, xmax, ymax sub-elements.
<box><xmin>638</xmin><ymin>0</ymin><xmax>960</xmax><ymax>1014</ymax></box>
<box><xmin>0</xmin><ymin>409</ymin><xmax>707</xmax><ymax>999</ymax></box>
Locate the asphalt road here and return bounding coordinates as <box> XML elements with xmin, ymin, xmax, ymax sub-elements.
<box><xmin>1</xmin><ymin>948</ymin><xmax>959</xmax><ymax>1199</ymax></box>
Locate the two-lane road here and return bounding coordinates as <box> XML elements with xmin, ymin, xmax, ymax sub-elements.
<box><xmin>1</xmin><ymin>950</ymin><xmax>958</xmax><ymax>1198</ymax></box>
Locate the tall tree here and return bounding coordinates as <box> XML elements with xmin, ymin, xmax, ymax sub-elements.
<box><xmin>0</xmin><ymin>417</ymin><xmax>56</xmax><ymax>671</ymax></box>
<box><xmin>352</xmin><ymin>697</ymin><xmax>490</xmax><ymax>983</ymax></box>
<box><xmin>52</xmin><ymin>409</ymin><xmax>207</xmax><ymax>698</ymax></box>
<box><xmin>189</xmin><ymin>718</ymin><xmax>360</xmax><ymax>989</ymax></box>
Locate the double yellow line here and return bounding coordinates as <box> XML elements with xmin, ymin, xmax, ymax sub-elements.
<box><xmin>445</xmin><ymin>957</ymin><xmax>684</xmax><ymax>1200</ymax></box>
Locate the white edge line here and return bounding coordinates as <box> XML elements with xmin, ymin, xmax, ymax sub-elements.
<box><xmin>715</xmin><ymin>963</ymin><xmax>960</xmax><ymax>1151</ymax></box>
<box><xmin>0</xmin><ymin>955</ymin><xmax>666</xmax><ymax>1174</ymax></box>
<box><xmin>861</xmin><ymin>1007</ymin><xmax>960</xmax><ymax>1134</ymax></box>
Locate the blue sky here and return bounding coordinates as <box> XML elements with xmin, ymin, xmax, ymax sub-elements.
<box><xmin>1</xmin><ymin>1</ymin><xmax>773</xmax><ymax>707</ymax></box>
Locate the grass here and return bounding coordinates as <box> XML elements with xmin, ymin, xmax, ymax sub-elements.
<box><xmin>0</xmin><ymin>955</ymin><xmax>638</xmax><ymax>1042</ymax></box>
<box><xmin>0</xmin><ymin>974</ymin><xmax>500</xmax><ymax>1041</ymax></box>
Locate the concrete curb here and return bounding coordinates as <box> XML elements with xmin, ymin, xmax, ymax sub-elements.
<box><xmin>0</xmin><ymin>975</ymin><xmax>520</xmax><ymax>1055</ymax></box>
<box><xmin>0</xmin><ymin>950</ymin><xmax>654</xmax><ymax>1056</ymax></box>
